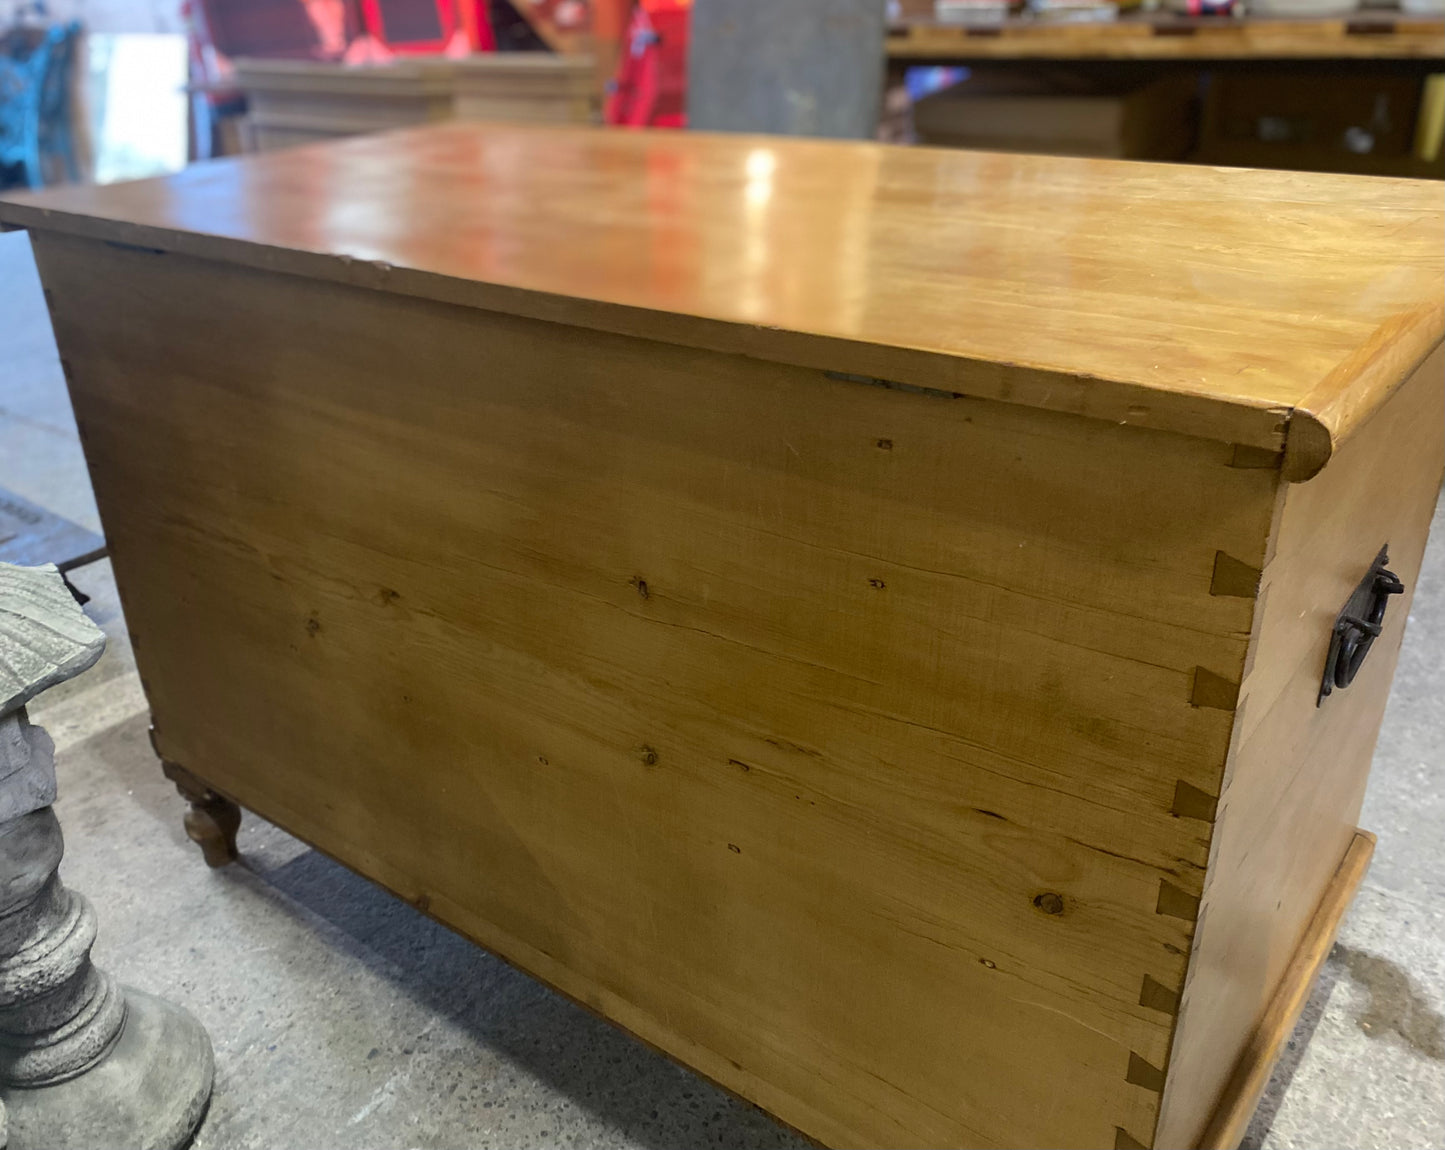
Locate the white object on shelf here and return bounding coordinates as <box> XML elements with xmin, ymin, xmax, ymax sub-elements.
<box><xmin>1247</xmin><ymin>0</ymin><xmax>1362</xmax><ymax>14</ymax></box>
<box><xmin>935</xmin><ymin>0</ymin><xmax>1013</xmax><ymax>23</ymax></box>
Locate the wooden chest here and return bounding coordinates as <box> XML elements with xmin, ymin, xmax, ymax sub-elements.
<box><xmin>450</xmin><ymin>54</ymin><xmax>598</xmax><ymax>126</ymax></box>
<box><xmin>232</xmin><ymin>57</ymin><xmax>458</xmax><ymax>152</ymax></box>
<box><xmin>232</xmin><ymin>55</ymin><xmax>596</xmax><ymax>154</ymax></box>
<box><xmin>3</xmin><ymin>125</ymin><xmax>1441</xmax><ymax>1150</ymax></box>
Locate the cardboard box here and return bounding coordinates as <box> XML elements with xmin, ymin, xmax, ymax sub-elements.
<box><xmin>913</xmin><ymin>68</ymin><xmax>1198</xmax><ymax>159</ymax></box>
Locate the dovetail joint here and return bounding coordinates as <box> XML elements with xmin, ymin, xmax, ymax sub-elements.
<box><xmin>1228</xmin><ymin>443</ymin><xmax>1283</xmax><ymax>470</ymax></box>
<box><xmin>1156</xmin><ymin>879</ymin><xmax>1202</xmax><ymax>921</ymax></box>
<box><xmin>1210</xmin><ymin>551</ymin><xmax>1262</xmax><ymax>599</ymax></box>
<box><xmin>1190</xmin><ymin>667</ymin><xmax>1241</xmax><ymax>711</ymax></box>
<box><xmin>1170</xmin><ymin>780</ymin><xmax>1218</xmax><ymax>823</ymax></box>
<box><xmin>1139</xmin><ymin>974</ymin><xmax>1182</xmax><ymax>1016</ymax></box>
<box><xmin>1126</xmin><ymin>1051</ymin><xmax>1166</xmax><ymax>1093</ymax></box>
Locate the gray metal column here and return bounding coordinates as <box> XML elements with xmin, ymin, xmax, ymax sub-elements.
<box><xmin>687</xmin><ymin>0</ymin><xmax>887</xmax><ymax>139</ymax></box>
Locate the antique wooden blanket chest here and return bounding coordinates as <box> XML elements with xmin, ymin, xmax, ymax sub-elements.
<box><xmin>3</xmin><ymin>124</ymin><xmax>1441</xmax><ymax>1149</ymax></box>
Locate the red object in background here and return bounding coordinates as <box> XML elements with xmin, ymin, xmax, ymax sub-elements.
<box><xmin>191</xmin><ymin>0</ymin><xmax>495</xmax><ymax>62</ymax></box>
<box><xmin>461</xmin><ymin>0</ymin><xmax>498</xmax><ymax>51</ymax></box>
<box><xmin>358</xmin><ymin>0</ymin><xmax>493</xmax><ymax>54</ymax></box>
<box><xmin>191</xmin><ymin>0</ymin><xmax>342</xmax><ymax>61</ymax></box>
<box><xmin>186</xmin><ymin>0</ymin><xmax>497</xmax><ymax>156</ymax></box>
<box><xmin>604</xmin><ymin>0</ymin><xmax>688</xmax><ymax>128</ymax></box>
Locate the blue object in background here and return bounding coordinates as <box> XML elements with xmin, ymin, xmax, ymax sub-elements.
<box><xmin>0</xmin><ymin>21</ymin><xmax>81</xmax><ymax>190</ymax></box>
<box><xmin>905</xmin><ymin>65</ymin><xmax>970</xmax><ymax>104</ymax></box>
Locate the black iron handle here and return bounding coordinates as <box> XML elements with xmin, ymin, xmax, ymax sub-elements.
<box><xmin>1318</xmin><ymin>547</ymin><xmax>1405</xmax><ymax>706</ymax></box>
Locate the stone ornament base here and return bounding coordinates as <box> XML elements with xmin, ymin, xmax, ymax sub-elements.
<box><xmin>0</xmin><ymin>564</ymin><xmax>215</xmax><ymax>1149</ymax></box>
<box><xmin>0</xmin><ymin>988</ymin><xmax>213</xmax><ymax>1150</ymax></box>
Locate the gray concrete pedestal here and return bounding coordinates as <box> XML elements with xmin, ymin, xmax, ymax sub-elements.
<box><xmin>0</xmin><ymin>989</ymin><xmax>213</xmax><ymax>1150</ymax></box>
<box><xmin>0</xmin><ymin>562</ymin><xmax>213</xmax><ymax>1149</ymax></box>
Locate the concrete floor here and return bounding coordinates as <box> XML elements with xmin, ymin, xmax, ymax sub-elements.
<box><xmin>2</xmin><ymin>226</ymin><xmax>1443</xmax><ymax>1149</ymax></box>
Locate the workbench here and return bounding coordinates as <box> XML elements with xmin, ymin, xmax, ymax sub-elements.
<box><xmin>887</xmin><ymin>11</ymin><xmax>1445</xmax><ymax>60</ymax></box>
<box><xmin>887</xmin><ymin>11</ymin><xmax>1445</xmax><ymax>175</ymax></box>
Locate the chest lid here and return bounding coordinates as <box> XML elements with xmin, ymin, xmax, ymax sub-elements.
<box><xmin>3</xmin><ymin>122</ymin><xmax>1440</xmax><ymax>478</ymax></box>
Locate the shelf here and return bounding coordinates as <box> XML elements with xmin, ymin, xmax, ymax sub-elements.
<box><xmin>887</xmin><ymin>13</ymin><xmax>1445</xmax><ymax>60</ymax></box>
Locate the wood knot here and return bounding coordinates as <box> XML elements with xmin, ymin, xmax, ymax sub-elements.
<box><xmin>639</xmin><ymin>745</ymin><xmax>658</xmax><ymax>767</ymax></box>
<box><xmin>1033</xmin><ymin>892</ymin><xmax>1065</xmax><ymax>916</ymax></box>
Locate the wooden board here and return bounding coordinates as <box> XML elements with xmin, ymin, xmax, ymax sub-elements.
<box><xmin>33</xmin><ymin>231</ymin><xmax>1294</xmax><ymax>1150</ymax></box>
<box><xmin>4</xmin><ymin>123</ymin><xmax>1442</xmax><ymax>475</ymax></box>
<box><xmin>1197</xmin><ymin>829</ymin><xmax>1375</xmax><ymax>1150</ymax></box>
<box><xmin>1154</xmin><ymin>344</ymin><xmax>1445</xmax><ymax>1149</ymax></box>
<box><xmin>887</xmin><ymin>14</ymin><xmax>1445</xmax><ymax>61</ymax></box>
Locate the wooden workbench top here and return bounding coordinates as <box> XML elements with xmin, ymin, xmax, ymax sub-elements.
<box><xmin>887</xmin><ymin>13</ymin><xmax>1445</xmax><ymax>60</ymax></box>
<box><xmin>3</xmin><ymin>122</ymin><xmax>1440</xmax><ymax>476</ymax></box>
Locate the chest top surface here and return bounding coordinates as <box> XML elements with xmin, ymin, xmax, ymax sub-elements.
<box><xmin>3</xmin><ymin>122</ymin><xmax>1441</xmax><ymax>476</ymax></box>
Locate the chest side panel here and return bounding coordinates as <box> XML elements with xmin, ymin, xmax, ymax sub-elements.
<box><xmin>1157</xmin><ymin>345</ymin><xmax>1444</xmax><ymax>1149</ymax></box>
<box><xmin>35</xmin><ymin>233</ymin><xmax>1281</xmax><ymax>1149</ymax></box>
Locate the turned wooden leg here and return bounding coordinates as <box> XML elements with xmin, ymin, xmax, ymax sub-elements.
<box><xmin>160</xmin><ymin>760</ymin><xmax>241</xmax><ymax>868</ymax></box>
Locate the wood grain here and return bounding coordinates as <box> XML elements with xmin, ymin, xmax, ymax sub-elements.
<box><xmin>1196</xmin><ymin>830</ymin><xmax>1376</xmax><ymax>1150</ymax></box>
<box><xmin>1154</xmin><ymin>345</ymin><xmax>1445</xmax><ymax>1149</ymax></box>
<box><xmin>886</xmin><ymin>15</ymin><xmax>1445</xmax><ymax>61</ymax></box>
<box><xmin>4</xmin><ymin>123</ymin><xmax>1441</xmax><ymax>471</ymax></box>
<box><xmin>33</xmin><ymin>232</ymin><xmax>1294</xmax><ymax>1149</ymax></box>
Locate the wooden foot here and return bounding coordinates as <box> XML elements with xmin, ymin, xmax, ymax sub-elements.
<box><xmin>160</xmin><ymin>760</ymin><xmax>241</xmax><ymax>868</ymax></box>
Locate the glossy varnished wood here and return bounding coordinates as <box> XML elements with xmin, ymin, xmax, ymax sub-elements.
<box><xmin>3</xmin><ymin>123</ymin><xmax>1442</xmax><ymax>475</ymax></box>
